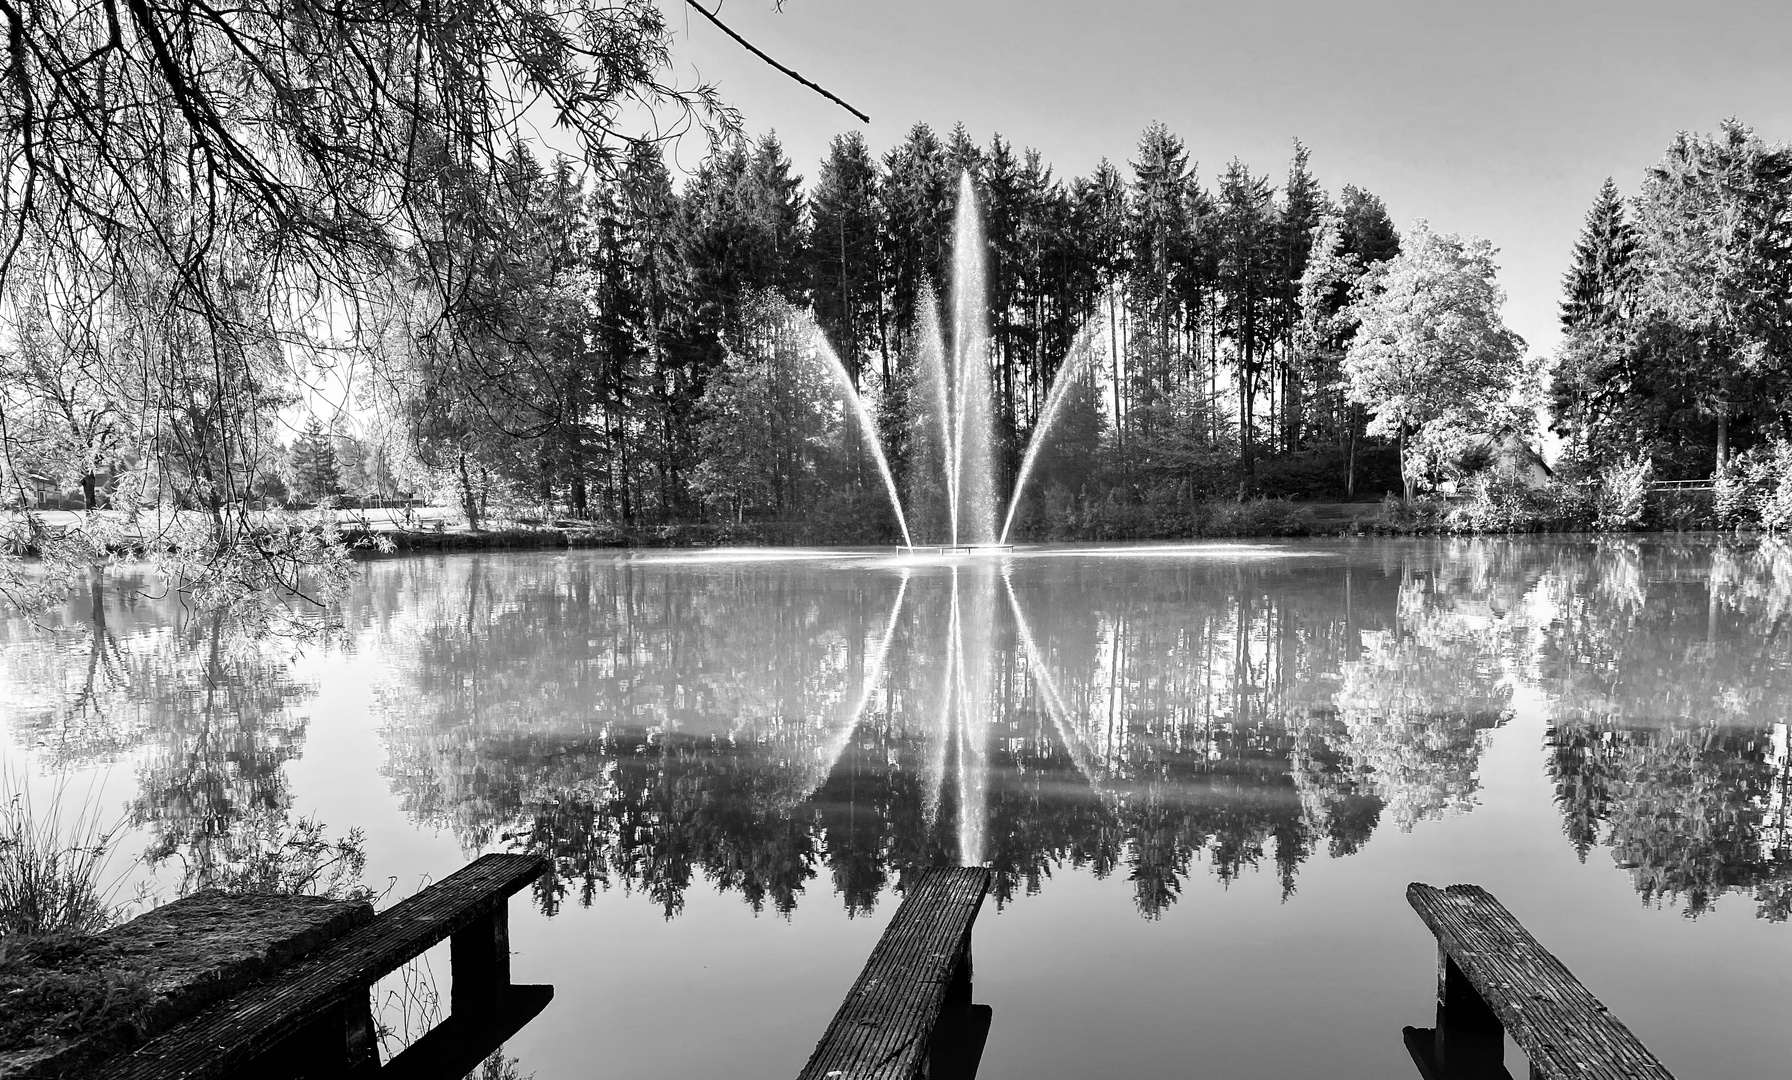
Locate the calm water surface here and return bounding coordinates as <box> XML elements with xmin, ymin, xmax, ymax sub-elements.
<box><xmin>3</xmin><ymin>538</ymin><xmax>1790</xmax><ymax>1078</ymax></box>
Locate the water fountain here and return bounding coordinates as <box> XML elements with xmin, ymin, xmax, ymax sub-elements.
<box><xmin>796</xmin><ymin>171</ymin><xmax>1113</xmax><ymax>864</ymax></box>
<box><xmin>811</xmin><ymin>171</ymin><xmax>1095</xmax><ymax>549</ymax></box>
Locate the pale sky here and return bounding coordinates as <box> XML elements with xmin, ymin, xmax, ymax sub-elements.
<box><xmin>654</xmin><ymin>0</ymin><xmax>1792</xmax><ymax>360</ymax></box>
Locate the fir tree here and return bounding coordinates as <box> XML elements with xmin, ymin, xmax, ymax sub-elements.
<box><xmin>808</xmin><ymin>133</ymin><xmax>883</xmax><ymax>387</ymax></box>
<box><xmin>290</xmin><ymin>418</ymin><xmax>341</xmax><ymax>502</ymax></box>
<box><xmin>1560</xmin><ymin>178</ymin><xmax>1638</xmax><ymax>331</ymax></box>
<box><xmin>1338</xmin><ymin>185</ymin><xmax>1401</xmax><ymax>265</ymax></box>
<box><xmin>1551</xmin><ymin>179</ymin><xmax>1641</xmax><ymax>462</ymax></box>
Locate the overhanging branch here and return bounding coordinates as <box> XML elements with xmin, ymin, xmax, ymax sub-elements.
<box><xmin>685</xmin><ymin>1</ymin><xmax>867</xmax><ymax>124</ymax></box>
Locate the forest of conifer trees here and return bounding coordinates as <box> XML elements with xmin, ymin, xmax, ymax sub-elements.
<box><xmin>344</xmin><ymin>121</ymin><xmax>1418</xmax><ymax>538</ymax></box>
<box><xmin>10</xmin><ymin>97</ymin><xmax>1792</xmax><ymax>548</ymax></box>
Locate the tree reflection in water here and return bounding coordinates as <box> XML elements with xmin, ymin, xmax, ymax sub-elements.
<box><xmin>7</xmin><ymin>540</ymin><xmax>1792</xmax><ymax>922</ymax></box>
<box><xmin>1540</xmin><ymin>540</ymin><xmax>1792</xmax><ymax>920</ymax></box>
<box><xmin>0</xmin><ymin>570</ymin><xmax>324</xmax><ymax>893</ymax></box>
<box><xmin>345</xmin><ymin>544</ymin><xmax>1557</xmax><ymax>919</ymax></box>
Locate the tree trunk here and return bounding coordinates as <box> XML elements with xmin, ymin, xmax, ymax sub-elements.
<box><xmin>1400</xmin><ymin>424</ymin><xmax>1414</xmax><ymax>502</ymax></box>
<box><xmin>1108</xmin><ymin>285</ymin><xmax>1122</xmax><ymax>460</ymax></box>
<box><xmin>458</xmin><ymin>451</ymin><xmax>481</xmax><ymax>531</ymax></box>
<box><xmin>1716</xmin><ymin>410</ymin><xmax>1729</xmax><ymax>474</ymax></box>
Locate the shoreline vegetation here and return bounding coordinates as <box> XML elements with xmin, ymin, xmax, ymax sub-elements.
<box><xmin>0</xmin><ymin>470</ymin><xmax>1745</xmax><ymax>562</ymax></box>
<box><xmin>10</xmin><ymin>109</ymin><xmax>1790</xmax><ymax>621</ymax></box>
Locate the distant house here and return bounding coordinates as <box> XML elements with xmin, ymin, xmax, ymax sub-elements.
<box><xmin>1438</xmin><ymin>432</ymin><xmax>1554</xmax><ymax>495</ymax></box>
<box><xmin>1485</xmin><ymin>432</ymin><xmax>1554</xmax><ymax>487</ymax></box>
<box><xmin>24</xmin><ymin>472</ymin><xmax>60</xmax><ymax>508</ymax></box>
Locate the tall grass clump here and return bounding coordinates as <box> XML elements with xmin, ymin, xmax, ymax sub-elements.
<box><xmin>0</xmin><ymin>777</ymin><xmax>124</xmax><ymax>937</ymax></box>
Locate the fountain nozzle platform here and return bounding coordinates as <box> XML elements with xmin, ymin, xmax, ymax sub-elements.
<box><xmin>911</xmin><ymin>544</ymin><xmax>1016</xmax><ymax>555</ymax></box>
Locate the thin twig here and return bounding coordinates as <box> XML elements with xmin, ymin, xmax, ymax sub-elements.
<box><xmin>684</xmin><ymin>0</ymin><xmax>867</xmax><ymax>124</ymax></box>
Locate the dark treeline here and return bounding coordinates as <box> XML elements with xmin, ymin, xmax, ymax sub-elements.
<box><xmin>400</xmin><ymin>123</ymin><xmax>1407</xmax><ymax>535</ymax></box>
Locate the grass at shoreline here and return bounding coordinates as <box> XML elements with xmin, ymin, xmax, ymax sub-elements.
<box><xmin>340</xmin><ymin>492</ymin><xmax>1725</xmax><ymax>552</ymax></box>
<box><xmin>4</xmin><ymin>484</ymin><xmax>1731</xmax><ymax>566</ymax></box>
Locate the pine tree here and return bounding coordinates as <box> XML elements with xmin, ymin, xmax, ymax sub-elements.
<box><xmin>742</xmin><ymin>132</ymin><xmax>807</xmax><ymax>299</ymax></box>
<box><xmin>944</xmin><ymin>123</ymin><xmax>984</xmax><ymax>186</ymax></box>
<box><xmin>1128</xmin><ymin>122</ymin><xmax>1194</xmax><ymax>421</ymax></box>
<box><xmin>1072</xmin><ymin>159</ymin><xmax>1132</xmax><ymax>462</ymax></box>
<box><xmin>879</xmin><ymin>124</ymin><xmax>952</xmax><ymax>358</ymax></box>
<box><xmin>1276</xmin><ymin>141</ymin><xmax>1325</xmax><ymax>452</ymax></box>
<box><xmin>1216</xmin><ymin>159</ymin><xmax>1277</xmax><ymax>480</ymax></box>
<box><xmin>1338</xmin><ymin>185</ymin><xmax>1401</xmax><ymax>265</ymax></box>
<box><xmin>290</xmin><ymin>418</ymin><xmax>341</xmax><ymax>502</ymax></box>
<box><xmin>1560</xmin><ymin>178</ymin><xmax>1637</xmax><ymax>331</ymax></box>
<box><xmin>1551</xmin><ymin>179</ymin><xmax>1642</xmax><ymax>463</ymax></box>
<box><xmin>808</xmin><ymin>133</ymin><xmax>883</xmax><ymax>388</ymax></box>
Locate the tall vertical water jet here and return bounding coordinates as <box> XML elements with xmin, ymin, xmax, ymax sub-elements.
<box><xmin>815</xmin><ymin>169</ymin><xmax>1099</xmax><ymax>548</ymax></box>
<box><xmin>949</xmin><ymin>171</ymin><xmax>998</xmax><ymax>545</ymax></box>
<box><xmin>811</xmin><ymin>333</ymin><xmax>914</xmax><ymax>548</ymax></box>
<box><xmin>914</xmin><ymin>290</ymin><xmax>954</xmax><ymax>544</ymax></box>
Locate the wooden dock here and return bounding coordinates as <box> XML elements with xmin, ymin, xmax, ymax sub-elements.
<box><xmin>92</xmin><ymin>853</ymin><xmax>551</xmax><ymax>1080</ymax></box>
<box><xmin>797</xmin><ymin>867</ymin><xmax>993</xmax><ymax>1080</ymax></box>
<box><xmin>1405</xmin><ymin>883</ymin><xmax>1675</xmax><ymax>1080</ymax></box>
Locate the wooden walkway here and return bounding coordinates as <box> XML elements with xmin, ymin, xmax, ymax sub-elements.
<box><xmin>1405</xmin><ymin>883</ymin><xmax>1675</xmax><ymax>1080</ymax></box>
<box><xmin>93</xmin><ymin>853</ymin><xmax>550</xmax><ymax>1080</ymax></box>
<box><xmin>797</xmin><ymin>867</ymin><xmax>993</xmax><ymax>1080</ymax></box>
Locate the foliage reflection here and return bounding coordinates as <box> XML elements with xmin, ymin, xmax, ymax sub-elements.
<box><xmin>7</xmin><ymin>540</ymin><xmax>1792</xmax><ymax>922</ymax></box>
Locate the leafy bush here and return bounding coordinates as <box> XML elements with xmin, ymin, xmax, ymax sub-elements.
<box><xmin>1710</xmin><ymin>442</ymin><xmax>1792</xmax><ymax>531</ymax></box>
<box><xmin>1452</xmin><ymin>464</ymin><xmax>1576</xmax><ymax>532</ymax></box>
<box><xmin>1714</xmin><ymin>460</ymin><xmax>1755</xmax><ymax>527</ymax></box>
<box><xmin>1368</xmin><ymin>472</ymin><xmax>1596</xmax><ymax>535</ymax></box>
<box><xmin>1647</xmin><ymin>487</ymin><xmax>1714</xmax><ymax>530</ymax></box>
<box><xmin>1754</xmin><ymin>443</ymin><xmax>1792</xmax><ymax>532</ymax></box>
<box><xmin>1369</xmin><ymin>493</ymin><xmax>1450</xmax><ymax>533</ymax></box>
<box><xmin>1199</xmin><ymin>498</ymin><xmax>1317</xmax><ymax>537</ymax></box>
<box><xmin>1594</xmin><ymin>455</ymin><xmax>1652</xmax><ymax>531</ymax></box>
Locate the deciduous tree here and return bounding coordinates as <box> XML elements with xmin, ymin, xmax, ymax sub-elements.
<box><xmin>1345</xmin><ymin>225</ymin><xmax>1527</xmax><ymax>499</ymax></box>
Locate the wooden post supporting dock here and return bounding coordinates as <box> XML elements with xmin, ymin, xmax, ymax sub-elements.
<box><xmin>797</xmin><ymin>867</ymin><xmax>994</xmax><ymax>1080</ymax></box>
<box><xmin>1404</xmin><ymin>883</ymin><xmax>1676</xmax><ymax>1080</ymax></box>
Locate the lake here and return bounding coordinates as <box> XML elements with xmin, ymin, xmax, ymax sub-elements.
<box><xmin>2</xmin><ymin>538</ymin><xmax>1789</xmax><ymax>1079</ymax></box>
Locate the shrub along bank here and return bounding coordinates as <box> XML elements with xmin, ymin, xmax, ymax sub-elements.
<box><xmin>344</xmin><ymin>438</ymin><xmax>1792</xmax><ymax>548</ymax></box>
<box><xmin>1360</xmin><ymin>455</ymin><xmax>1724</xmax><ymax>535</ymax></box>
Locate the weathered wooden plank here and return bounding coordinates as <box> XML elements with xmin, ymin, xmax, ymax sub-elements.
<box><xmin>91</xmin><ymin>853</ymin><xmax>548</xmax><ymax>1080</ymax></box>
<box><xmin>797</xmin><ymin>867</ymin><xmax>992</xmax><ymax>1080</ymax></box>
<box><xmin>1407</xmin><ymin>883</ymin><xmax>1676</xmax><ymax>1080</ymax></box>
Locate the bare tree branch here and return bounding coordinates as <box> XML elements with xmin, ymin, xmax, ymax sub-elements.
<box><xmin>684</xmin><ymin>0</ymin><xmax>867</xmax><ymax>124</ymax></box>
